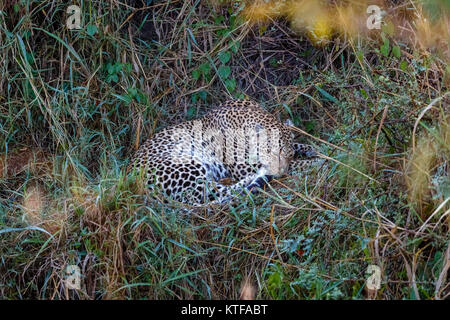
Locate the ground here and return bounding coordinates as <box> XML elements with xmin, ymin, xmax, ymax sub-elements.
<box><xmin>0</xmin><ymin>0</ymin><xmax>449</xmax><ymax>300</ymax></box>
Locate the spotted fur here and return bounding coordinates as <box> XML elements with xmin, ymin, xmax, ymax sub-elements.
<box><xmin>129</xmin><ymin>100</ymin><xmax>319</xmax><ymax>205</ymax></box>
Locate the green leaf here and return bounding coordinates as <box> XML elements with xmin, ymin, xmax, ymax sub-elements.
<box><xmin>360</xmin><ymin>88</ymin><xmax>369</xmax><ymax>99</ymax></box>
<box><xmin>161</xmin><ymin>269</ymin><xmax>206</xmax><ymax>286</ymax></box>
<box><xmin>380</xmin><ymin>43</ymin><xmax>390</xmax><ymax>57</ymax></box>
<box><xmin>225</xmin><ymin>78</ymin><xmax>236</xmax><ymax>92</ymax></box>
<box><xmin>235</xmin><ymin>92</ymin><xmax>245</xmax><ymax>99</ymax></box>
<box><xmin>113</xmin><ymin>63</ymin><xmax>122</xmax><ymax>74</ymax></box>
<box><xmin>229</xmin><ymin>15</ymin><xmax>238</xmax><ymax>28</ymax></box>
<box><xmin>107</xmin><ymin>63</ymin><xmax>114</xmax><ymax>74</ymax></box>
<box><xmin>127</xmin><ymin>87</ymin><xmax>138</xmax><ymax>97</ymax></box>
<box><xmin>198</xmin><ymin>90</ymin><xmax>207</xmax><ymax>101</ymax></box>
<box><xmin>0</xmin><ymin>226</ymin><xmax>53</xmax><ymax>237</ymax></box>
<box><xmin>186</xmin><ymin>28</ymin><xmax>198</xmax><ymax>46</ymax></box>
<box><xmin>112</xmin><ymin>93</ymin><xmax>132</xmax><ymax>105</ymax></box>
<box><xmin>16</xmin><ymin>34</ymin><xmax>29</xmax><ymax>66</ymax></box>
<box><xmin>86</xmin><ymin>24</ymin><xmax>98</xmax><ymax>36</ymax></box>
<box><xmin>124</xmin><ymin>63</ymin><xmax>132</xmax><ymax>73</ymax></box>
<box><xmin>192</xmin><ymin>69</ymin><xmax>201</xmax><ymax>80</ymax></box>
<box><xmin>218</xmin><ymin>65</ymin><xmax>231</xmax><ymax>79</ymax></box>
<box><xmin>382</xmin><ymin>21</ymin><xmax>395</xmax><ymax>36</ymax></box>
<box><xmin>214</xmin><ymin>15</ymin><xmax>225</xmax><ymax>24</ymax></box>
<box><xmin>400</xmin><ymin>60</ymin><xmax>408</xmax><ymax>71</ymax></box>
<box><xmin>356</xmin><ymin>50</ymin><xmax>364</xmax><ymax>63</ymax></box>
<box><xmin>315</xmin><ymin>85</ymin><xmax>339</xmax><ymax>105</ymax></box>
<box><xmin>392</xmin><ymin>45</ymin><xmax>401</xmax><ymax>59</ymax></box>
<box><xmin>199</xmin><ymin>62</ymin><xmax>211</xmax><ymax>75</ymax></box>
<box><xmin>216</xmin><ymin>29</ymin><xmax>228</xmax><ymax>37</ymax></box>
<box><xmin>305</xmin><ymin>121</ymin><xmax>316</xmax><ymax>132</ymax></box>
<box><xmin>218</xmin><ymin>51</ymin><xmax>231</xmax><ymax>64</ymax></box>
<box><xmin>187</xmin><ymin>106</ymin><xmax>196</xmax><ymax>119</ymax></box>
<box><xmin>379</xmin><ymin>34</ymin><xmax>390</xmax><ymax>57</ymax></box>
<box><xmin>109</xmin><ymin>74</ymin><xmax>118</xmax><ymax>83</ymax></box>
<box><xmin>230</xmin><ymin>41</ymin><xmax>240</xmax><ymax>54</ymax></box>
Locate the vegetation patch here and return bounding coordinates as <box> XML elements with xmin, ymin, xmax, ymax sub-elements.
<box><xmin>0</xmin><ymin>0</ymin><xmax>448</xmax><ymax>299</ymax></box>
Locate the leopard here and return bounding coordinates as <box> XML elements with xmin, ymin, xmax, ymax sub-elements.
<box><xmin>128</xmin><ymin>99</ymin><xmax>321</xmax><ymax>205</ymax></box>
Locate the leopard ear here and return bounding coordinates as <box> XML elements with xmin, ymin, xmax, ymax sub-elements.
<box><xmin>284</xmin><ymin>119</ymin><xmax>294</xmax><ymax>127</ymax></box>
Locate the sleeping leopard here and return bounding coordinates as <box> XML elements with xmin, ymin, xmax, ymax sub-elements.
<box><xmin>129</xmin><ymin>99</ymin><xmax>321</xmax><ymax>205</ymax></box>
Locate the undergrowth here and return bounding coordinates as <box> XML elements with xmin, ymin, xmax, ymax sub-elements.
<box><xmin>0</xmin><ymin>0</ymin><xmax>448</xmax><ymax>299</ymax></box>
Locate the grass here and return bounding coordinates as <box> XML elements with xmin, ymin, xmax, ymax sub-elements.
<box><xmin>0</xmin><ymin>0</ymin><xmax>449</xmax><ymax>299</ymax></box>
